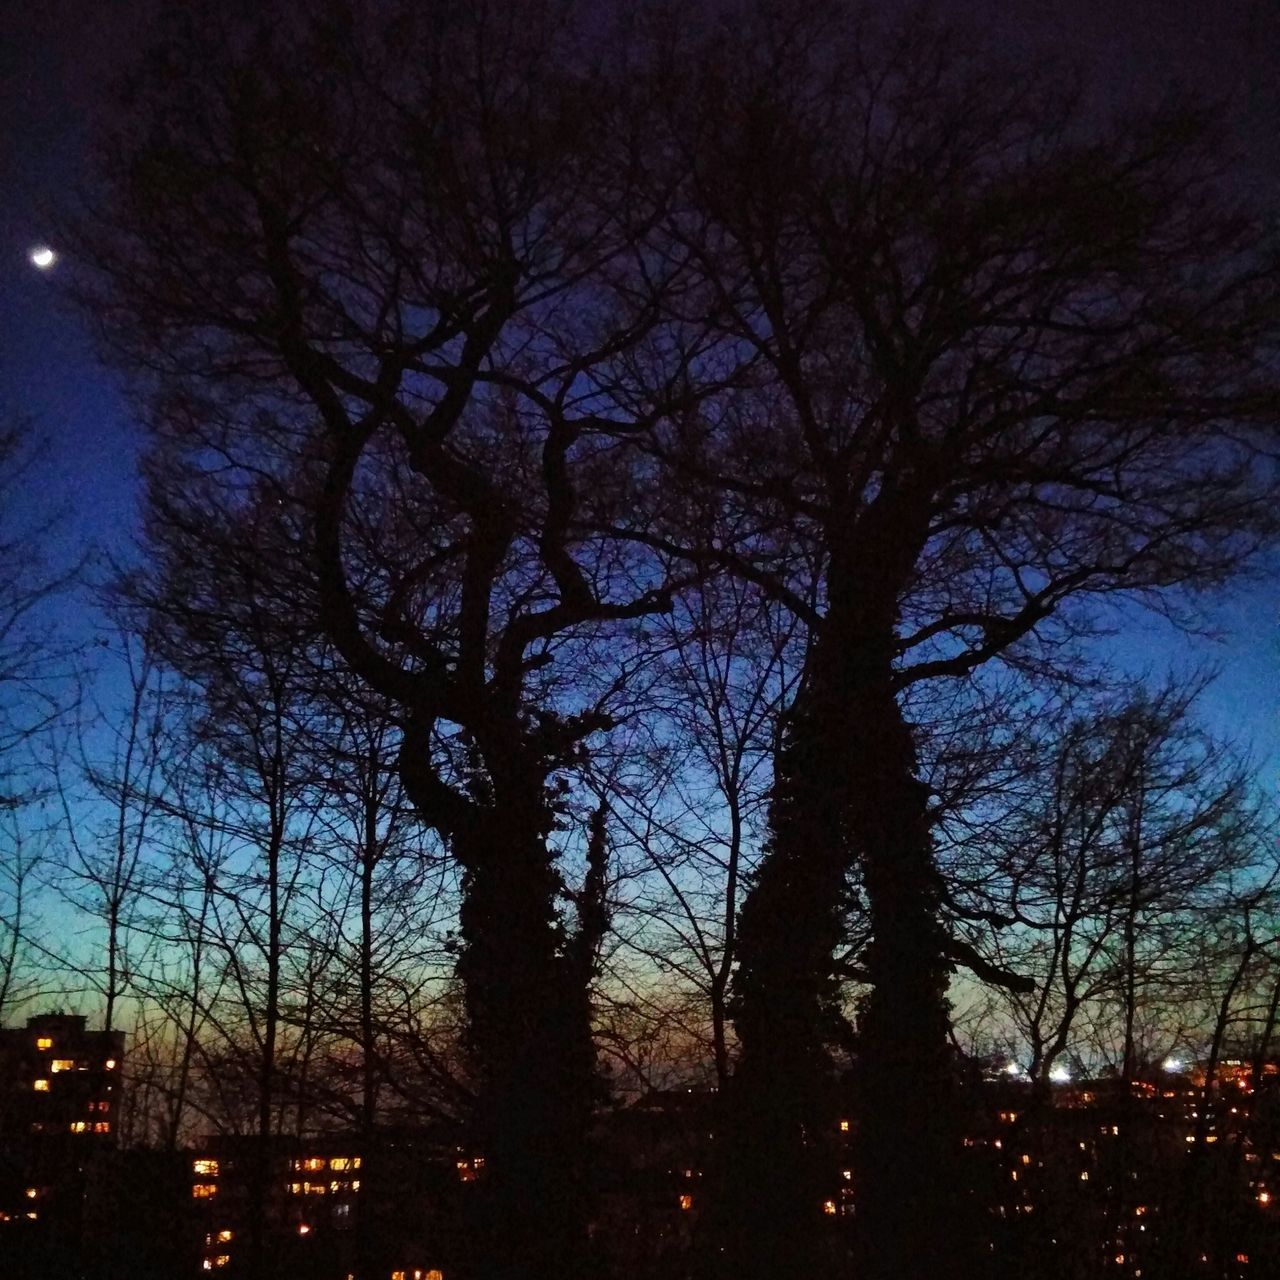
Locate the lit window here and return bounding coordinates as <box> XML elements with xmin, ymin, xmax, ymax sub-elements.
<box><xmin>193</xmin><ymin>1184</ymin><xmax>218</xmax><ymax>1199</ymax></box>
<box><xmin>303</xmin><ymin>1157</ymin><xmax>325</xmax><ymax>1172</ymax></box>
<box><xmin>24</xmin><ymin>1188</ymin><xmax>38</xmax><ymax>1200</ymax></box>
<box><xmin>36</xmin><ymin>1037</ymin><xmax>53</xmax><ymax>1050</ymax></box>
<box><xmin>213</xmin><ymin>1258</ymin><xmax>230</xmax><ymax>1270</ymax></box>
<box><xmin>351</xmin><ymin>1181</ymin><xmax>361</xmax><ymax>1192</ymax></box>
<box><xmin>838</xmin><ymin>1119</ymin><xmax>850</xmax><ymax>1133</ymax></box>
<box><xmin>1237</xmin><ymin>1255</ymin><xmax>1249</xmax><ymax>1265</ymax></box>
<box><xmin>298</xmin><ymin>1223</ymin><xmax>311</xmax><ymax>1236</ymax></box>
<box><xmin>821</xmin><ymin>1199</ymin><xmax>837</xmax><ymax>1216</ymax></box>
<box><xmin>1080</xmin><ymin>1171</ymin><xmax>1089</xmax><ymax>1182</ymax></box>
<box><xmin>352</xmin><ymin>1157</ymin><xmax>362</xmax><ymax>1170</ymax></box>
<box><xmin>392</xmin><ymin>1272</ymin><xmax>406</xmax><ymax>1280</ymax></box>
<box><xmin>679</xmin><ymin>1194</ymin><xmax>693</xmax><ymax>1211</ymax></box>
<box><xmin>1021</xmin><ymin>1154</ymin><xmax>1031</xmax><ymax>1166</ymax></box>
<box><xmin>289</xmin><ymin>1183</ymin><xmax>303</xmax><ymax>1195</ymax></box>
<box><xmin>105</xmin><ymin>1059</ymin><xmax>117</xmax><ymax>1070</ymax></box>
<box><xmin>51</xmin><ymin>1059</ymin><xmax>75</xmax><ymax>1073</ymax></box>
<box><xmin>330</xmin><ymin>1158</ymin><xmax>351</xmax><ymax>1171</ymax></box>
<box><xmin>427</xmin><ymin>1272</ymin><xmax>443</xmax><ymax>1280</ymax></box>
<box><xmin>94</xmin><ymin>1121</ymin><xmax>110</xmax><ymax>1134</ymax></box>
<box><xmin>69</xmin><ymin>1121</ymin><xmax>87</xmax><ymax>1134</ymax></box>
<box><xmin>841</xmin><ymin>1169</ymin><xmax>852</xmax><ymax>1181</ymax></box>
<box><xmin>1259</xmin><ymin>1191</ymin><xmax>1271</xmax><ymax>1205</ymax></box>
<box><xmin>194</xmin><ymin>1159</ymin><xmax>219</xmax><ymax>1176</ymax></box>
<box><xmin>33</xmin><ymin>1079</ymin><xmax>50</xmax><ymax>1092</ymax></box>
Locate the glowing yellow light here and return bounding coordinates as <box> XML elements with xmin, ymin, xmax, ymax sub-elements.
<box><xmin>298</xmin><ymin>1223</ymin><xmax>311</xmax><ymax>1235</ymax></box>
<box><xmin>33</xmin><ymin>1079</ymin><xmax>49</xmax><ymax>1092</ymax></box>
<box><xmin>330</xmin><ymin>1158</ymin><xmax>351</xmax><ymax>1171</ymax></box>
<box><xmin>35</xmin><ymin>1037</ymin><xmax>53</xmax><ymax>1050</ymax></box>
<box><xmin>838</xmin><ymin>1119</ymin><xmax>850</xmax><ymax>1132</ymax></box>
<box><xmin>1080</xmin><ymin>1171</ymin><xmax>1089</xmax><ymax>1182</ymax></box>
<box><xmin>194</xmin><ymin>1159</ymin><xmax>219</xmax><ymax>1176</ymax></box>
<box><xmin>69</xmin><ymin>1121</ymin><xmax>87</xmax><ymax>1133</ymax></box>
<box><xmin>105</xmin><ymin>1059</ymin><xmax>117</xmax><ymax>1070</ymax></box>
<box><xmin>680</xmin><ymin>1193</ymin><xmax>694</xmax><ymax>1211</ymax></box>
<box><xmin>192</xmin><ymin>1184</ymin><xmax>218</xmax><ymax>1199</ymax></box>
<box><xmin>94</xmin><ymin>1121</ymin><xmax>110</xmax><ymax>1133</ymax></box>
<box><xmin>24</xmin><ymin>1188</ymin><xmax>38</xmax><ymax>1200</ymax></box>
<box><xmin>51</xmin><ymin>1059</ymin><xmax>74</xmax><ymax>1073</ymax></box>
<box><xmin>213</xmin><ymin>1258</ymin><xmax>230</xmax><ymax>1270</ymax></box>
<box><xmin>822</xmin><ymin>1199</ymin><xmax>837</xmax><ymax>1216</ymax></box>
<box><xmin>1259</xmin><ymin>1191</ymin><xmax>1271</xmax><ymax>1205</ymax></box>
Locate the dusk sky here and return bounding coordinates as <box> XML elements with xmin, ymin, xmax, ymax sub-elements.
<box><xmin>1</xmin><ymin>0</ymin><xmax>1277</xmax><ymax>773</ymax></box>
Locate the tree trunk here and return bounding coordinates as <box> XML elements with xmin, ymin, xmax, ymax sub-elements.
<box><xmin>719</xmin><ymin>660</ymin><xmax>848</xmax><ymax>1280</ymax></box>
<box><xmin>452</xmin><ymin>792</ymin><xmax>595</xmax><ymax>1280</ymax></box>
<box><xmin>727</xmin><ymin>532</ymin><xmax>968</xmax><ymax>1280</ymax></box>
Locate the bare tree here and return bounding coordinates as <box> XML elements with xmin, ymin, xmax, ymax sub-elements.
<box><xmin>608</xmin><ymin>10</ymin><xmax>1280</xmax><ymax>1276</ymax></box>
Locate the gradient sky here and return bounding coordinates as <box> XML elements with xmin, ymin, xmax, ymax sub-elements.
<box><xmin>0</xmin><ymin>0</ymin><xmax>1276</xmax><ymax>779</ymax></box>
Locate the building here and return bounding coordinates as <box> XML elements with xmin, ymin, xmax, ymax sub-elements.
<box><xmin>0</xmin><ymin>1012</ymin><xmax>129</xmax><ymax>1275</ymax></box>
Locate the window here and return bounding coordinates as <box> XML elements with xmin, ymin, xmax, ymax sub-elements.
<box><xmin>822</xmin><ymin>1200</ymin><xmax>837</xmax><ymax>1216</ymax></box>
<box><xmin>51</xmin><ymin>1059</ymin><xmax>75</xmax><ymax>1073</ymax></box>
<box><xmin>330</xmin><ymin>1157</ymin><xmax>352</xmax><ymax>1171</ymax></box>
<box><xmin>69</xmin><ymin>1121</ymin><xmax>87</xmax><ymax>1134</ymax></box>
<box><xmin>94</xmin><ymin>1122</ymin><xmax>111</xmax><ymax>1133</ymax></box>
<box><xmin>302</xmin><ymin>1157</ymin><xmax>326</xmax><ymax>1172</ymax></box>
<box><xmin>392</xmin><ymin>1272</ymin><xmax>406</xmax><ymax>1280</ymax></box>
<box><xmin>838</xmin><ymin>1119</ymin><xmax>850</xmax><ymax>1133</ymax></box>
<box><xmin>105</xmin><ymin>1058</ymin><xmax>117</xmax><ymax>1070</ymax></box>
<box><xmin>194</xmin><ymin>1159</ymin><xmax>219</xmax><ymax>1176</ymax></box>
<box><xmin>36</xmin><ymin>1037</ymin><xmax>53</xmax><ymax>1050</ymax></box>
<box><xmin>193</xmin><ymin>1184</ymin><xmax>218</xmax><ymax>1199</ymax></box>
<box><xmin>679</xmin><ymin>1194</ymin><xmax>693</xmax><ymax>1211</ymax></box>
<box><xmin>33</xmin><ymin>1079</ymin><xmax>49</xmax><ymax>1092</ymax></box>
<box><xmin>25</xmin><ymin>1188</ymin><xmax>39</xmax><ymax>1200</ymax></box>
<box><xmin>90</xmin><ymin>1100</ymin><xmax>110</xmax><ymax>1113</ymax></box>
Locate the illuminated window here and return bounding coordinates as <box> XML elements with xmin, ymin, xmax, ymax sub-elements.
<box><xmin>1237</xmin><ymin>1255</ymin><xmax>1249</xmax><ymax>1265</ymax></box>
<box><xmin>33</xmin><ymin>1079</ymin><xmax>49</xmax><ymax>1092</ymax></box>
<box><xmin>1020</xmin><ymin>1154</ymin><xmax>1031</xmax><ymax>1166</ymax></box>
<box><xmin>821</xmin><ymin>1199</ymin><xmax>837</xmax><ymax>1216</ymax></box>
<box><xmin>352</xmin><ymin>1157</ymin><xmax>362</xmax><ymax>1170</ymax></box>
<box><xmin>69</xmin><ymin>1121</ymin><xmax>87</xmax><ymax>1134</ymax></box>
<box><xmin>289</xmin><ymin>1183</ymin><xmax>303</xmax><ymax>1195</ymax></box>
<box><xmin>105</xmin><ymin>1059</ymin><xmax>117</xmax><ymax>1070</ymax></box>
<box><xmin>679</xmin><ymin>1194</ymin><xmax>693</xmax><ymax>1211</ymax></box>
<box><xmin>302</xmin><ymin>1157</ymin><xmax>325</xmax><ymax>1172</ymax></box>
<box><xmin>841</xmin><ymin>1169</ymin><xmax>852</xmax><ymax>1181</ymax></box>
<box><xmin>351</xmin><ymin>1181</ymin><xmax>361</xmax><ymax>1192</ymax></box>
<box><xmin>426</xmin><ymin>1272</ymin><xmax>443</xmax><ymax>1280</ymax></box>
<box><xmin>51</xmin><ymin>1059</ymin><xmax>75</xmax><ymax>1072</ymax></box>
<box><xmin>36</xmin><ymin>1037</ymin><xmax>53</xmax><ymax>1050</ymax></box>
<box><xmin>1079</xmin><ymin>1171</ymin><xmax>1089</xmax><ymax>1182</ymax></box>
<box><xmin>838</xmin><ymin>1119</ymin><xmax>850</xmax><ymax>1133</ymax></box>
<box><xmin>213</xmin><ymin>1259</ymin><xmax>230</xmax><ymax>1270</ymax></box>
<box><xmin>24</xmin><ymin>1188</ymin><xmax>38</xmax><ymax>1200</ymax></box>
<box><xmin>1259</xmin><ymin>1191</ymin><xmax>1271</xmax><ymax>1205</ymax></box>
<box><xmin>392</xmin><ymin>1272</ymin><xmax>406</xmax><ymax>1280</ymax></box>
<box><xmin>330</xmin><ymin>1158</ymin><xmax>352</xmax><ymax>1171</ymax></box>
<box><xmin>94</xmin><ymin>1121</ymin><xmax>111</xmax><ymax>1134</ymax></box>
<box><xmin>298</xmin><ymin>1224</ymin><xmax>311</xmax><ymax>1236</ymax></box>
<box><xmin>194</xmin><ymin>1159</ymin><xmax>219</xmax><ymax>1176</ymax></box>
<box><xmin>193</xmin><ymin>1184</ymin><xmax>218</xmax><ymax>1199</ymax></box>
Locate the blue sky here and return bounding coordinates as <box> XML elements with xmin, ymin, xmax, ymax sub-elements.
<box><xmin>0</xmin><ymin>0</ymin><xmax>1275</xmax><ymax>785</ymax></box>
